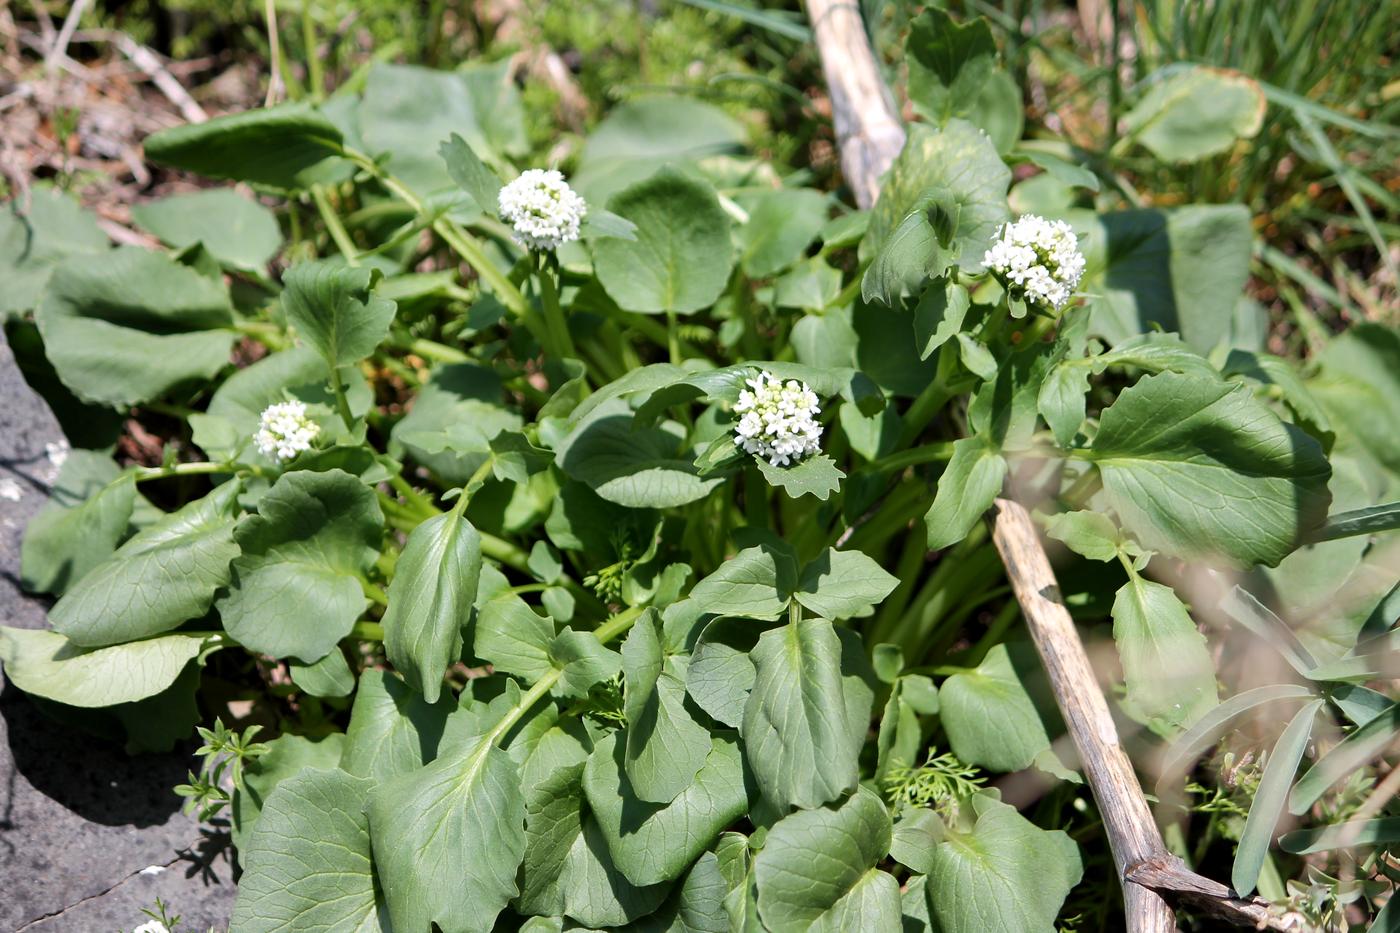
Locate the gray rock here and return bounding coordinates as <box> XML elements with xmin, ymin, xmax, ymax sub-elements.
<box><xmin>0</xmin><ymin>330</ymin><xmax>236</xmax><ymax>932</ymax></box>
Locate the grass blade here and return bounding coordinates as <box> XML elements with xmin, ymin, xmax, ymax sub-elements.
<box><xmin>1279</xmin><ymin>817</ymin><xmax>1400</xmax><ymax>854</ymax></box>
<box><xmin>1290</xmin><ymin>701</ymin><xmax>1400</xmax><ymax>816</ymax></box>
<box><xmin>1232</xmin><ymin>699</ymin><xmax>1324</xmax><ymax>897</ymax></box>
<box><xmin>1311</xmin><ymin>502</ymin><xmax>1400</xmax><ymax>542</ymax></box>
<box><xmin>1158</xmin><ymin>684</ymin><xmax>1317</xmax><ymax>790</ymax></box>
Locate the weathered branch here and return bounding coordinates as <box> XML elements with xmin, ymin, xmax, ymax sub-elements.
<box><xmin>1126</xmin><ymin>855</ymin><xmax>1303</xmax><ymax>931</ymax></box>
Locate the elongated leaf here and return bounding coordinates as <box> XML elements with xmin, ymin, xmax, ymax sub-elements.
<box><xmin>1290</xmin><ymin>701</ymin><xmax>1400</xmax><ymax>816</ymax></box>
<box><xmin>1233</xmin><ymin>699</ymin><xmax>1325</xmax><ymax>896</ymax></box>
<box><xmin>0</xmin><ymin>627</ymin><xmax>205</xmax><ymax>707</ymax></box>
<box><xmin>925</xmin><ymin>436</ymin><xmax>1007</xmax><ymax>550</ymax></box>
<box><xmin>1280</xmin><ymin>817</ymin><xmax>1400</xmax><ymax>855</ymax></box>
<box><xmin>50</xmin><ymin>482</ymin><xmax>241</xmax><ymax>647</ymax></box>
<box><xmin>621</xmin><ymin>610</ymin><xmax>711</xmax><ymax>804</ymax></box>
<box><xmin>914</xmin><ymin>279</ymin><xmax>971</xmax><ymax>360</ymax></box>
<box><xmin>282</xmin><ymin>261</ymin><xmax>397</xmax><ymax>369</ymax></box>
<box><xmin>925</xmin><ymin>796</ymin><xmax>1082</xmax><ymax>933</ymax></box>
<box><xmin>144</xmin><ymin>102</ymin><xmax>345</xmax><ymax>189</ymax></box>
<box><xmin>217</xmin><ymin>470</ymin><xmax>382</xmax><ymax>662</ymax></box>
<box><xmin>382</xmin><ymin>506</ymin><xmax>482</xmax><ymax>701</ymax></box>
<box><xmin>753</xmin><ymin>786</ymin><xmax>894</xmax><ymax>932</ymax></box>
<box><xmin>687</xmin><ymin>617</ymin><xmax>768</xmax><ymax>728</ymax></box>
<box><xmin>231</xmin><ymin>768</ymin><xmax>387</xmax><ymax>933</ymax></box>
<box><xmin>0</xmin><ymin>186</ymin><xmax>109</xmax><ymax>313</ymax></box>
<box><xmin>440</xmin><ymin>133</ymin><xmax>503</xmax><ymax>215</ymax></box>
<box><xmin>594</xmin><ymin>169</ymin><xmax>733</xmax><ymax>315</ymax></box>
<box><xmin>1313</xmin><ymin>502</ymin><xmax>1400</xmax><ymax>542</ymax></box>
<box><xmin>583</xmin><ymin>731</ymin><xmax>749</xmax><ymax>886</ymax></box>
<box><xmin>741</xmin><ymin>617</ymin><xmax>859</xmax><ymax>811</ymax></box>
<box><xmin>1159</xmin><ymin>684</ymin><xmax>1318</xmax><ymax>787</ymax></box>
<box><xmin>35</xmin><ymin>247</ymin><xmax>235</xmax><ymax>406</ymax></box>
<box><xmin>1220</xmin><ymin>586</ymin><xmax>1317</xmax><ymax>677</ymax></box>
<box><xmin>1089</xmin><ymin>371</ymin><xmax>1331</xmax><ymax>568</ymax></box>
<box><xmin>367</xmin><ymin>731</ymin><xmax>526</xmax><ymax>933</ymax></box>
<box><xmin>1111</xmin><ymin>575</ymin><xmax>1218</xmax><ymax>730</ymax></box>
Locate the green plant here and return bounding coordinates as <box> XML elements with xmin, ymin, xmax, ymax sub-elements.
<box><xmin>1</xmin><ymin>6</ymin><xmax>1398</xmax><ymax>932</ymax></box>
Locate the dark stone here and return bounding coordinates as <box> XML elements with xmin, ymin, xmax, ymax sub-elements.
<box><xmin>0</xmin><ymin>331</ymin><xmax>235</xmax><ymax>932</ymax></box>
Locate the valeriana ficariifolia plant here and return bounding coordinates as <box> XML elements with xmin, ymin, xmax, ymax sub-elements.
<box><xmin>2</xmin><ymin>10</ymin><xmax>1396</xmax><ymax>933</ymax></box>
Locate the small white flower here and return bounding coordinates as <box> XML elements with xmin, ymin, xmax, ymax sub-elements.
<box><xmin>983</xmin><ymin>214</ymin><xmax>1085</xmax><ymax>312</ymax></box>
<box><xmin>254</xmin><ymin>400</ymin><xmax>320</xmax><ymax>462</ymax></box>
<box><xmin>133</xmin><ymin>922</ymin><xmax>170</xmax><ymax>933</ymax></box>
<box><xmin>732</xmin><ymin>372</ymin><xmax>824</xmax><ymax>468</ymax></box>
<box><xmin>497</xmin><ymin>169</ymin><xmax>587</xmax><ymax>251</ymax></box>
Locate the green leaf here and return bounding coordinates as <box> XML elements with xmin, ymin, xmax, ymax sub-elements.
<box><xmin>861</xmin><ymin>121</ymin><xmax>1010</xmax><ymax>304</ymax></box>
<box><xmin>35</xmin><ymin>246</ymin><xmax>234</xmax><ymax>406</ymax></box>
<box><xmin>217</xmin><ymin>470</ymin><xmax>382</xmax><ymax>662</ymax></box>
<box><xmin>594</xmin><ymin>169</ymin><xmax>734</xmax><ymax>315</ymax></box>
<box><xmin>49</xmin><ymin>482</ymin><xmax>241</xmax><ymax>646</ymax></box>
<box><xmin>1088</xmin><ymin>371</ymin><xmax>1332</xmax><ymax>567</ymax></box>
<box><xmin>1233</xmin><ymin>699</ymin><xmax>1325</xmax><ymax>896</ymax></box>
<box><xmin>1290</xmin><ymin>701</ymin><xmax>1400</xmax><ymax>816</ymax></box>
<box><xmin>475</xmin><ymin>592</ymin><xmax>556</xmax><ymax>682</ymax></box>
<box><xmin>20</xmin><ymin>453</ymin><xmax>137</xmax><ymax>595</ymax></box>
<box><xmin>925</xmin><ymin>796</ymin><xmax>1082</xmax><ymax>933</ymax></box>
<box><xmin>956</xmin><ymin>332</ymin><xmax>997</xmax><ymax>380</ymax></box>
<box><xmin>232</xmin><ymin>732</ymin><xmax>346</xmax><ymax>852</ymax></box>
<box><xmin>1072</xmin><ymin>206</ymin><xmax>1252</xmax><ymax>353</ymax></box>
<box><xmin>628</xmin><ymin>850</ymin><xmax>729</xmax><ymax>933</ymax></box>
<box><xmin>550</xmin><ymin>629</ymin><xmax>624</xmax><ymax>699</ymax></box>
<box><xmin>383</xmin><ymin>506</ymin><xmax>482</xmax><ymax>702</ymax></box>
<box><xmin>688</xmin><ymin>537</ymin><xmax>800</xmax><ymax>616</ymax></box>
<box><xmin>368</xmin><ymin>731</ymin><xmax>526</xmax><ymax>933</ymax></box>
<box><xmin>581</xmin><ymin>208</ymin><xmax>639</xmax><ymax>242</ymax></box>
<box><xmin>557</xmin><ymin>402</ymin><xmax>724</xmax><ymax>509</ymax></box>
<box><xmin>289</xmin><ymin>648</ymin><xmax>355</xmax><ymax>698</ymax></box>
<box><xmin>735</xmin><ymin>188</ymin><xmax>829</xmax><ymax>279</ymax></box>
<box><xmin>1020</xmin><ymin>151</ymin><xmax>1100</xmax><ymax>192</ymax></box>
<box><xmin>1158</xmin><ymin>684</ymin><xmax>1317</xmax><ymax>786</ymax></box>
<box><xmin>143</xmin><ymin>102</ymin><xmax>344</xmax><ymax>189</ymax></box>
<box><xmin>583</xmin><ymin>731</ymin><xmax>750</xmax><ymax>886</ymax></box>
<box><xmin>517</xmin><ymin>762</ymin><xmax>586</xmax><ymax>917</ymax></box>
<box><xmin>753</xmin><ymin>786</ymin><xmax>896</xmax><ymax>933</ymax></box>
<box><xmin>132</xmin><ymin>189</ymin><xmax>283</xmax><ymax>271</ymax></box>
<box><xmin>925</xmin><ymin>436</ymin><xmax>1007</xmax><ymax>550</ymax></box>
<box><xmin>939</xmin><ymin>644</ymin><xmax>1052</xmax><ymax>772</ymax></box>
<box><xmin>1044</xmin><ymin>510</ymin><xmax>1128</xmax><ymax>562</ymax></box>
<box><xmin>621</xmin><ymin>610</ymin><xmax>712</xmax><ymax>804</ymax></box>
<box><xmin>562</xmin><ymin>814</ymin><xmax>671</xmax><ymax>927</ymax></box>
<box><xmin>340</xmin><ymin>669</ymin><xmax>453</xmax><ymax>783</ymax></box>
<box><xmin>231</xmin><ymin>768</ymin><xmax>387</xmax><ymax>933</ymax></box>
<box><xmin>360</xmin><ymin>62</ymin><xmax>525</xmax><ymax>195</ymax></box>
<box><xmin>439</xmin><ymin>133</ymin><xmax>503</xmax><ymax>215</ymax></box>
<box><xmin>914</xmin><ymin>279</ymin><xmax>971</xmax><ymax>360</ymax></box>
<box><xmin>0</xmin><ymin>186</ymin><xmax>109</xmax><ymax>314</ymax></box>
<box><xmin>282</xmin><ymin>261</ymin><xmax>397</xmax><ymax>369</ymax></box>
<box><xmin>1111</xmin><ymin>575</ymin><xmax>1219</xmax><ymax>730</ymax></box>
<box><xmin>0</xmin><ymin>627</ymin><xmax>205</xmax><ymax>707</ymax></box>
<box><xmin>1123</xmin><ymin>66</ymin><xmax>1266</xmax><ymax>163</ymax></box>
<box><xmin>755</xmin><ymin>454</ymin><xmax>844</xmax><ymax>501</ymax></box>
<box><xmin>1280</xmin><ymin>817</ymin><xmax>1400</xmax><ymax>855</ymax></box>
<box><xmin>1313</xmin><ymin>501</ymin><xmax>1400</xmax><ymax>542</ymax></box>
<box><xmin>775</xmin><ymin>257</ymin><xmax>843</xmax><ymax>311</ymax></box>
<box><xmin>741</xmin><ymin>617</ymin><xmax>861</xmax><ymax>811</ymax></box>
<box><xmin>390</xmin><ymin>363</ymin><xmax>519</xmax><ymax>486</ymax></box>
<box><xmin>906</xmin><ymin>9</ymin><xmax>997</xmax><ymax>124</ymax></box>
<box><xmin>687</xmin><ymin>617</ymin><xmax>770</xmax><ymax>728</ymax></box>
<box><xmin>1038</xmin><ymin>360</ymin><xmax>1092</xmax><ymax>446</ymax></box>
<box><xmin>794</xmin><ymin>547</ymin><xmax>899</xmax><ymax>620</ymax></box>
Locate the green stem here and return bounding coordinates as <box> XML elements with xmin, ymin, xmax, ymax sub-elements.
<box><xmin>361</xmin><ymin>578</ymin><xmax>389</xmax><ymax>606</ymax></box>
<box><xmin>484</xmin><ymin>605</ymin><xmax>645</xmax><ymax>746</ymax></box>
<box><xmin>350</xmin><ymin>621</ymin><xmax>384</xmax><ymax>641</ymax></box>
<box><xmin>665</xmin><ymin>310</ymin><xmax>681</xmax><ymax>364</ymax></box>
<box><xmin>328</xmin><ymin>365</ymin><xmax>356</xmax><ymax>430</ymax></box>
<box><xmin>311</xmin><ymin>185</ymin><xmax>358</xmax><ymax>264</ymax></box>
<box><xmin>538</xmin><ymin>254</ymin><xmax>576</xmax><ymax>359</ymax></box>
<box><xmin>861</xmin><ymin>440</ymin><xmax>957</xmax><ymax>475</ymax></box>
<box><xmin>898</xmin><ymin>377</ymin><xmax>953</xmax><ymax>449</ymax></box>
<box><xmin>133</xmin><ymin>461</ymin><xmax>242</xmax><ymax>483</ymax></box>
<box><xmin>406</xmin><ymin>337</ymin><xmax>470</xmax><ymax>364</ymax></box>
<box><xmin>301</xmin><ymin>0</ymin><xmax>323</xmax><ymax>100</ymax></box>
<box><xmin>388</xmin><ymin>472</ymin><xmax>440</xmax><ymax>519</ymax></box>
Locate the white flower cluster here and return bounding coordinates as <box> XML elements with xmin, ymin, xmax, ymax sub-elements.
<box><xmin>497</xmin><ymin>169</ymin><xmax>587</xmax><ymax>251</ymax></box>
<box><xmin>733</xmin><ymin>372</ymin><xmax>823</xmax><ymax>468</ymax></box>
<box><xmin>982</xmin><ymin>214</ymin><xmax>1086</xmax><ymax>312</ymax></box>
<box><xmin>133</xmin><ymin>922</ymin><xmax>170</xmax><ymax>933</ymax></box>
<box><xmin>254</xmin><ymin>400</ymin><xmax>320</xmax><ymax>462</ymax></box>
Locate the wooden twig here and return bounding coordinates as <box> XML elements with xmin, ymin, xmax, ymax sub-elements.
<box><xmin>805</xmin><ymin>0</ymin><xmax>906</xmax><ymax>211</ymax></box>
<box><xmin>1126</xmin><ymin>855</ymin><xmax>1305</xmax><ymax>931</ymax></box>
